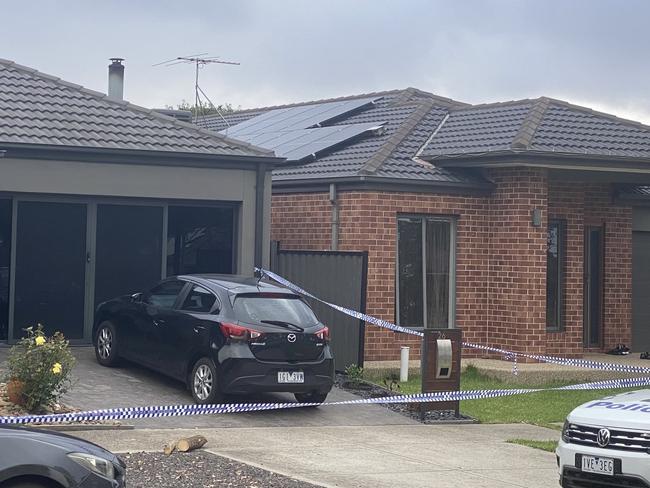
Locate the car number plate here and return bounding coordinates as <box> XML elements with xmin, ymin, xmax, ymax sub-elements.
<box><xmin>581</xmin><ymin>455</ymin><xmax>614</xmax><ymax>476</ymax></box>
<box><xmin>278</xmin><ymin>371</ymin><xmax>304</xmax><ymax>384</ymax></box>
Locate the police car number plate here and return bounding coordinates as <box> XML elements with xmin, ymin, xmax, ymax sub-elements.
<box><xmin>581</xmin><ymin>455</ymin><xmax>614</xmax><ymax>476</ymax></box>
<box><xmin>278</xmin><ymin>371</ymin><xmax>304</xmax><ymax>383</ymax></box>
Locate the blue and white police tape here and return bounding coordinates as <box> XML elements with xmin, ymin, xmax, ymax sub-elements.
<box><xmin>3</xmin><ymin>376</ymin><xmax>650</xmax><ymax>425</ymax></box>
<box><xmin>257</xmin><ymin>268</ymin><xmax>650</xmax><ymax>376</ymax></box>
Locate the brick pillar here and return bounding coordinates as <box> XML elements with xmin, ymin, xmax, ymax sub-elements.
<box><xmin>487</xmin><ymin>168</ymin><xmax>548</xmax><ymax>356</ymax></box>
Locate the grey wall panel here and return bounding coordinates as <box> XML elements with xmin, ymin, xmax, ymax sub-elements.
<box><xmin>273</xmin><ymin>251</ymin><xmax>367</xmax><ymax>369</ymax></box>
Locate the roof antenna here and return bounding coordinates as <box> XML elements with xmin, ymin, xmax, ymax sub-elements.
<box><xmin>153</xmin><ymin>54</ymin><xmax>240</xmax><ymax>124</ymax></box>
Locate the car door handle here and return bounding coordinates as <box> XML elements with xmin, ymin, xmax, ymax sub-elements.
<box><xmin>153</xmin><ymin>319</ymin><xmax>166</xmax><ymax>326</ymax></box>
<box><xmin>193</xmin><ymin>325</ymin><xmax>206</xmax><ymax>333</ymax></box>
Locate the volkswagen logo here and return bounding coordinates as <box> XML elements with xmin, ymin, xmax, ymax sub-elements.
<box><xmin>597</xmin><ymin>428</ymin><xmax>611</xmax><ymax>447</ymax></box>
<box><xmin>287</xmin><ymin>333</ymin><xmax>297</xmax><ymax>343</ymax></box>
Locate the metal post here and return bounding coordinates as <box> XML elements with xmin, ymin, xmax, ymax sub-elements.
<box><xmin>400</xmin><ymin>346</ymin><xmax>410</xmax><ymax>382</ymax></box>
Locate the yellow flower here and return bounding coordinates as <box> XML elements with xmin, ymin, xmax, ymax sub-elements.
<box><xmin>52</xmin><ymin>363</ymin><xmax>62</xmax><ymax>375</ymax></box>
<box><xmin>35</xmin><ymin>336</ymin><xmax>46</xmax><ymax>346</ymax></box>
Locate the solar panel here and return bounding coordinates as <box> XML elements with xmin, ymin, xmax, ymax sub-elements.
<box><xmin>230</xmin><ymin>122</ymin><xmax>384</xmax><ymax>161</ymax></box>
<box><xmin>222</xmin><ymin>97</ymin><xmax>380</xmax><ymax>138</ymax></box>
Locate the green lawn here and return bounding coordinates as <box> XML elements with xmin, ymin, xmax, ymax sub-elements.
<box><xmin>507</xmin><ymin>439</ymin><xmax>558</xmax><ymax>453</ymax></box>
<box><xmin>363</xmin><ymin>366</ymin><xmax>638</xmax><ymax>427</ymax></box>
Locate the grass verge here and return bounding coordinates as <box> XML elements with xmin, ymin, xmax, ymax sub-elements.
<box><xmin>363</xmin><ymin>365</ymin><xmax>640</xmax><ymax>426</ymax></box>
<box><xmin>507</xmin><ymin>439</ymin><xmax>558</xmax><ymax>453</ymax></box>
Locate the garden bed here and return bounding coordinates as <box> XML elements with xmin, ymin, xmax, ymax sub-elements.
<box><xmin>335</xmin><ymin>373</ymin><xmax>476</xmax><ymax>424</ymax></box>
<box><xmin>0</xmin><ymin>382</ymin><xmax>121</xmax><ymax>428</ymax></box>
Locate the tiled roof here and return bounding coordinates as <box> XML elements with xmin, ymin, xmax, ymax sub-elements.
<box><xmin>0</xmin><ymin>59</ymin><xmax>272</xmax><ymax>158</ymax></box>
<box><xmin>421</xmin><ymin>97</ymin><xmax>650</xmax><ymax>161</ymax></box>
<box><xmin>195</xmin><ymin>88</ymin><xmax>487</xmax><ymax>185</ymax></box>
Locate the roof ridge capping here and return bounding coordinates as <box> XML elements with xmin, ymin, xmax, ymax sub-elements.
<box><xmin>0</xmin><ymin>58</ymin><xmax>275</xmax><ymax>158</ymax></box>
<box><xmin>200</xmin><ymin>87</ymin><xmax>467</xmax><ymax>120</ymax></box>
<box><xmin>359</xmin><ymin>98</ymin><xmax>438</xmax><ymax>175</ymax></box>
<box><xmin>511</xmin><ymin>97</ymin><xmax>551</xmax><ymax>150</ymax></box>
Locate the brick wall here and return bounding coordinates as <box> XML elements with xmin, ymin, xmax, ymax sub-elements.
<box><xmin>485</xmin><ymin>168</ymin><xmax>548</xmax><ymax>357</ymax></box>
<box><xmin>272</xmin><ymin>190</ymin><xmax>491</xmax><ymax>361</ymax></box>
<box><xmin>271</xmin><ymin>169</ymin><xmax>633</xmax><ymax>362</ymax></box>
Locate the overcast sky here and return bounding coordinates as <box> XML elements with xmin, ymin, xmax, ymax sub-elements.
<box><xmin>3</xmin><ymin>0</ymin><xmax>650</xmax><ymax>122</ymax></box>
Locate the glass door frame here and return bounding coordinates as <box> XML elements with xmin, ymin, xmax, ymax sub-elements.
<box><xmin>4</xmin><ymin>193</ymin><xmax>240</xmax><ymax>344</ymax></box>
<box><xmin>583</xmin><ymin>225</ymin><xmax>605</xmax><ymax>348</ymax></box>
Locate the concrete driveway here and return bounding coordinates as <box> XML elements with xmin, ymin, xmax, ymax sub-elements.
<box><xmin>0</xmin><ymin>346</ymin><xmax>416</xmax><ymax>428</ymax></box>
<box><xmin>1</xmin><ymin>346</ymin><xmax>561</xmax><ymax>487</ymax></box>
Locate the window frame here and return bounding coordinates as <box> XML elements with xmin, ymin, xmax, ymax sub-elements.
<box><xmin>395</xmin><ymin>215</ymin><xmax>457</xmax><ymax>329</ymax></box>
<box><xmin>546</xmin><ymin>219</ymin><xmax>567</xmax><ymax>332</ymax></box>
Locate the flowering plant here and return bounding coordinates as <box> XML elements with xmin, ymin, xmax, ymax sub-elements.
<box><xmin>5</xmin><ymin>325</ymin><xmax>75</xmax><ymax>413</ymax></box>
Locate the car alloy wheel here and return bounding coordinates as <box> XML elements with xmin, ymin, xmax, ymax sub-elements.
<box><xmin>97</xmin><ymin>327</ymin><xmax>112</xmax><ymax>360</ymax></box>
<box><xmin>193</xmin><ymin>364</ymin><xmax>213</xmax><ymax>401</ymax></box>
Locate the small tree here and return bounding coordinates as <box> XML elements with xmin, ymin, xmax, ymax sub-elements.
<box><xmin>167</xmin><ymin>100</ymin><xmax>237</xmax><ymax>118</ymax></box>
<box><xmin>5</xmin><ymin>325</ymin><xmax>75</xmax><ymax>413</ymax></box>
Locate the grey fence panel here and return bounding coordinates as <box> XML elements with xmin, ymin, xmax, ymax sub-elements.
<box><xmin>272</xmin><ymin>250</ymin><xmax>367</xmax><ymax>369</ymax></box>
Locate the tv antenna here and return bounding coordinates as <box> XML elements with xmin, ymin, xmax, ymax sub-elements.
<box><xmin>153</xmin><ymin>53</ymin><xmax>240</xmax><ymax>122</ymax></box>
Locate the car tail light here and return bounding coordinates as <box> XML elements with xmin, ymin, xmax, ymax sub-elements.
<box><xmin>220</xmin><ymin>323</ymin><xmax>262</xmax><ymax>341</ymax></box>
<box><xmin>316</xmin><ymin>326</ymin><xmax>330</xmax><ymax>342</ymax></box>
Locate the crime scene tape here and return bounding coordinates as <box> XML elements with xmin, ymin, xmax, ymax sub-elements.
<box><xmin>257</xmin><ymin>268</ymin><xmax>650</xmax><ymax>376</ymax></box>
<box><xmin>2</xmin><ymin>376</ymin><xmax>650</xmax><ymax>425</ymax></box>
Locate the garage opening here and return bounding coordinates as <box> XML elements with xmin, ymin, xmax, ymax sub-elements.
<box><xmin>166</xmin><ymin>205</ymin><xmax>235</xmax><ymax>276</ymax></box>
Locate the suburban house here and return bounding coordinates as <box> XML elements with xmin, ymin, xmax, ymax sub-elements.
<box><xmin>196</xmin><ymin>88</ymin><xmax>650</xmax><ymax>364</ymax></box>
<box><xmin>0</xmin><ymin>59</ymin><xmax>281</xmax><ymax>344</ymax></box>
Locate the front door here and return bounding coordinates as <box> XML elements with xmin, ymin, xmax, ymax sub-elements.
<box><xmin>13</xmin><ymin>201</ymin><xmax>88</xmax><ymax>340</ymax></box>
<box><xmin>584</xmin><ymin>227</ymin><xmax>604</xmax><ymax>347</ymax></box>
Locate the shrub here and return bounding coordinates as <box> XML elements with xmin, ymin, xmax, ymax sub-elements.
<box><xmin>344</xmin><ymin>364</ymin><xmax>364</xmax><ymax>385</ymax></box>
<box><xmin>5</xmin><ymin>325</ymin><xmax>75</xmax><ymax>413</ymax></box>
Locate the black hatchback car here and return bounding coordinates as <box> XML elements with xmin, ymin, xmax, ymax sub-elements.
<box><xmin>93</xmin><ymin>275</ymin><xmax>334</xmax><ymax>404</ymax></box>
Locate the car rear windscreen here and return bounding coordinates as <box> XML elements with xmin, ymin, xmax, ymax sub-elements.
<box><xmin>233</xmin><ymin>294</ymin><xmax>319</xmax><ymax>326</ymax></box>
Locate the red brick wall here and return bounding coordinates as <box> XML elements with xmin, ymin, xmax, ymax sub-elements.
<box><xmin>271</xmin><ymin>170</ymin><xmax>633</xmax><ymax>362</ymax></box>
<box><xmin>272</xmin><ymin>190</ymin><xmax>491</xmax><ymax>361</ymax></box>
<box><xmin>485</xmin><ymin>168</ymin><xmax>548</xmax><ymax>357</ymax></box>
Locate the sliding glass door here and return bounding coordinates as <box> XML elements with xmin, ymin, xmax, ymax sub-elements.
<box><xmin>95</xmin><ymin>204</ymin><xmax>164</xmax><ymax>306</ymax></box>
<box><xmin>13</xmin><ymin>201</ymin><xmax>88</xmax><ymax>340</ymax></box>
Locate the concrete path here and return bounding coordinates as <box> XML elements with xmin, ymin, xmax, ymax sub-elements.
<box><xmin>74</xmin><ymin>423</ymin><xmax>560</xmax><ymax>488</ymax></box>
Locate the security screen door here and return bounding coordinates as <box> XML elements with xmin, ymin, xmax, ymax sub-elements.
<box><xmin>13</xmin><ymin>201</ymin><xmax>88</xmax><ymax>340</ymax></box>
<box><xmin>94</xmin><ymin>204</ymin><xmax>163</xmax><ymax>306</ymax></box>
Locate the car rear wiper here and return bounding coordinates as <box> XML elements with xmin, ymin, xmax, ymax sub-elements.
<box><xmin>260</xmin><ymin>320</ymin><xmax>305</xmax><ymax>332</ymax></box>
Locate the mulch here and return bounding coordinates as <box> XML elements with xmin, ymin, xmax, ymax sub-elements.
<box><xmin>334</xmin><ymin>373</ymin><xmax>476</xmax><ymax>424</ymax></box>
<box><xmin>123</xmin><ymin>451</ymin><xmax>321</xmax><ymax>488</ymax></box>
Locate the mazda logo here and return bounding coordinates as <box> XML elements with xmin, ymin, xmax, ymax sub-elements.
<box><xmin>287</xmin><ymin>333</ymin><xmax>297</xmax><ymax>343</ymax></box>
<box><xmin>597</xmin><ymin>428</ymin><xmax>611</xmax><ymax>447</ymax></box>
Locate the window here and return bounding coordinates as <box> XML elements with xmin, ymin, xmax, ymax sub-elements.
<box><xmin>232</xmin><ymin>295</ymin><xmax>319</xmax><ymax>326</ymax></box>
<box><xmin>181</xmin><ymin>285</ymin><xmax>218</xmax><ymax>313</ymax></box>
<box><xmin>167</xmin><ymin>206</ymin><xmax>235</xmax><ymax>276</ymax></box>
<box><xmin>547</xmin><ymin>220</ymin><xmax>566</xmax><ymax>330</ymax></box>
<box><xmin>397</xmin><ymin>216</ymin><xmax>455</xmax><ymax>328</ymax></box>
<box><xmin>144</xmin><ymin>280</ymin><xmax>186</xmax><ymax>308</ymax></box>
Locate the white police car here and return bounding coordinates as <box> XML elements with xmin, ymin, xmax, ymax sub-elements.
<box><xmin>557</xmin><ymin>389</ymin><xmax>650</xmax><ymax>487</ymax></box>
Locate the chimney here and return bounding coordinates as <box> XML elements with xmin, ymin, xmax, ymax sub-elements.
<box><xmin>107</xmin><ymin>58</ymin><xmax>125</xmax><ymax>101</ymax></box>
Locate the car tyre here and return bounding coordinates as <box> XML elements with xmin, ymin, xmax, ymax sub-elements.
<box><xmin>5</xmin><ymin>482</ymin><xmax>51</xmax><ymax>488</ymax></box>
<box><xmin>294</xmin><ymin>391</ymin><xmax>329</xmax><ymax>405</ymax></box>
<box><xmin>190</xmin><ymin>358</ymin><xmax>224</xmax><ymax>404</ymax></box>
<box><xmin>95</xmin><ymin>321</ymin><xmax>120</xmax><ymax>367</ymax></box>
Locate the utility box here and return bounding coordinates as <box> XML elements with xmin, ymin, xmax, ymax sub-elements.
<box><xmin>420</xmin><ymin>328</ymin><xmax>462</xmax><ymax>418</ymax></box>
